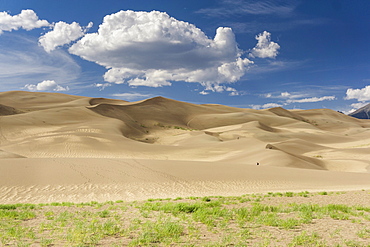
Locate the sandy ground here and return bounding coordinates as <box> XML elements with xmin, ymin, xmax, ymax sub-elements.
<box><xmin>0</xmin><ymin>91</ymin><xmax>370</xmax><ymax>204</ymax></box>
<box><xmin>1</xmin><ymin>158</ymin><xmax>370</xmax><ymax>204</ymax></box>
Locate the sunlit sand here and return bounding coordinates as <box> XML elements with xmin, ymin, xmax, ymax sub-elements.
<box><xmin>0</xmin><ymin>91</ymin><xmax>369</xmax><ymax>203</ymax></box>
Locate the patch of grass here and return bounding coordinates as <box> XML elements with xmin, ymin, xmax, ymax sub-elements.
<box><xmin>0</xmin><ymin>205</ymin><xmax>17</xmax><ymax>210</ymax></box>
<box><xmin>285</xmin><ymin>192</ymin><xmax>294</xmax><ymax>197</ymax></box>
<box><xmin>40</xmin><ymin>238</ymin><xmax>54</xmax><ymax>246</ymax></box>
<box><xmin>55</xmin><ymin>211</ymin><xmax>74</xmax><ymax>223</ymax></box>
<box><xmin>193</xmin><ymin>206</ymin><xmax>230</xmax><ymax>227</ymax></box>
<box><xmin>318</xmin><ymin>191</ymin><xmax>328</xmax><ymax>195</ymax></box>
<box><xmin>129</xmin><ymin>217</ymin><xmax>184</xmax><ymax>246</ymax></box>
<box><xmin>289</xmin><ymin>231</ymin><xmax>325</xmax><ymax>246</ymax></box>
<box><xmin>256</xmin><ymin>212</ymin><xmax>301</xmax><ymax>229</ymax></box>
<box><xmin>98</xmin><ymin>209</ymin><xmax>110</xmax><ymax>218</ymax></box>
<box><xmin>202</xmin><ymin>196</ymin><xmax>212</xmax><ymax>202</ymax></box>
<box><xmin>0</xmin><ymin>191</ymin><xmax>369</xmax><ymax>246</ymax></box>
<box><xmin>345</xmin><ymin>240</ymin><xmax>367</xmax><ymax>247</ymax></box>
<box><xmin>357</xmin><ymin>228</ymin><xmax>370</xmax><ymax>239</ymax></box>
<box><xmin>298</xmin><ymin>191</ymin><xmax>310</xmax><ymax>197</ymax></box>
<box><xmin>267</xmin><ymin>192</ymin><xmax>284</xmax><ymax>197</ymax></box>
<box><xmin>44</xmin><ymin>211</ymin><xmax>55</xmax><ymax>220</ymax></box>
<box><xmin>0</xmin><ymin>209</ymin><xmax>36</xmax><ymax>221</ymax></box>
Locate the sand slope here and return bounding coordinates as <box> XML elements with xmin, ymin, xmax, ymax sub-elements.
<box><xmin>0</xmin><ymin>91</ymin><xmax>370</xmax><ymax>203</ymax></box>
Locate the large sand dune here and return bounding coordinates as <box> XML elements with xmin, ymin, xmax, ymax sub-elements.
<box><xmin>0</xmin><ymin>91</ymin><xmax>369</xmax><ymax>203</ymax></box>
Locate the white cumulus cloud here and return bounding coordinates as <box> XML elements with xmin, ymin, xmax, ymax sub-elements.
<box><xmin>69</xmin><ymin>10</ymin><xmax>255</xmax><ymax>88</ymax></box>
<box><xmin>258</xmin><ymin>92</ymin><xmax>336</xmax><ymax>108</ymax></box>
<box><xmin>39</xmin><ymin>21</ymin><xmax>92</xmax><ymax>52</ymax></box>
<box><xmin>111</xmin><ymin>93</ymin><xmax>153</xmax><ymax>101</ymax></box>
<box><xmin>250</xmin><ymin>31</ymin><xmax>280</xmax><ymax>58</ymax></box>
<box><xmin>345</xmin><ymin>85</ymin><xmax>370</xmax><ymax>102</ymax></box>
<box><xmin>24</xmin><ymin>80</ymin><xmax>69</xmax><ymax>92</ymax></box>
<box><xmin>351</xmin><ymin>102</ymin><xmax>367</xmax><ymax>109</ymax></box>
<box><xmin>286</xmin><ymin>96</ymin><xmax>335</xmax><ymax>103</ymax></box>
<box><xmin>251</xmin><ymin>103</ymin><xmax>282</xmax><ymax>110</ymax></box>
<box><xmin>0</xmin><ymin>9</ymin><xmax>49</xmax><ymax>34</ymax></box>
<box><xmin>263</xmin><ymin>103</ymin><xmax>283</xmax><ymax>108</ymax></box>
<box><xmin>348</xmin><ymin>102</ymin><xmax>368</xmax><ymax>114</ymax></box>
<box><xmin>263</xmin><ymin>91</ymin><xmax>307</xmax><ymax>99</ymax></box>
<box><xmin>280</xmin><ymin>92</ymin><xmax>291</xmax><ymax>98</ymax></box>
<box><xmin>94</xmin><ymin>83</ymin><xmax>111</xmax><ymax>91</ymax></box>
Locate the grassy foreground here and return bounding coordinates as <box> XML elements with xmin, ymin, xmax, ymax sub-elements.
<box><xmin>0</xmin><ymin>191</ymin><xmax>370</xmax><ymax>246</ymax></box>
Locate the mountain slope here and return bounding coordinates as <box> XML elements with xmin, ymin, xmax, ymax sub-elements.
<box><xmin>349</xmin><ymin>103</ymin><xmax>370</xmax><ymax>119</ymax></box>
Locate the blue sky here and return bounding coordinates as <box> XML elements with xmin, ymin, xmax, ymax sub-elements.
<box><xmin>0</xmin><ymin>0</ymin><xmax>370</xmax><ymax>113</ymax></box>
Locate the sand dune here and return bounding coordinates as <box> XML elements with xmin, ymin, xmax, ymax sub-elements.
<box><xmin>0</xmin><ymin>91</ymin><xmax>369</xmax><ymax>203</ymax></box>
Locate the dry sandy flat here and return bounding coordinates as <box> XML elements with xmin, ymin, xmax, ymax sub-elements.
<box><xmin>1</xmin><ymin>158</ymin><xmax>370</xmax><ymax>204</ymax></box>
<box><xmin>0</xmin><ymin>91</ymin><xmax>370</xmax><ymax>204</ymax></box>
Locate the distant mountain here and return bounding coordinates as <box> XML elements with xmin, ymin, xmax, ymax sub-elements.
<box><xmin>349</xmin><ymin>103</ymin><xmax>370</xmax><ymax>119</ymax></box>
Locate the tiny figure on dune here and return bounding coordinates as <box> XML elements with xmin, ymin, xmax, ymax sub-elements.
<box><xmin>256</xmin><ymin>162</ymin><xmax>260</xmax><ymax>166</ymax></box>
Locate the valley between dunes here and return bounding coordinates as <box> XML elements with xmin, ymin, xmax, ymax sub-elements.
<box><xmin>0</xmin><ymin>91</ymin><xmax>370</xmax><ymax>204</ymax></box>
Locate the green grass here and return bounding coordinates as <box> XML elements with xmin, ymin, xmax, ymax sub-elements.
<box><xmin>357</xmin><ymin>228</ymin><xmax>370</xmax><ymax>239</ymax></box>
<box><xmin>129</xmin><ymin>217</ymin><xmax>184</xmax><ymax>246</ymax></box>
<box><xmin>289</xmin><ymin>231</ymin><xmax>326</xmax><ymax>246</ymax></box>
<box><xmin>0</xmin><ymin>191</ymin><xmax>369</xmax><ymax>246</ymax></box>
<box><xmin>318</xmin><ymin>191</ymin><xmax>329</xmax><ymax>195</ymax></box>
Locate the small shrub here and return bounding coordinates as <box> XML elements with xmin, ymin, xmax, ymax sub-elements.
<box><xmin>98</xmin><ymin>210</ymin><xmax>110</xmax><ymax>218</ymax></box>
<box><xmin>285</xmin><ymin>192</ymin><xmax>294</xmax><ymax>197</ymax></box>
<box><xmin>202</xmin><ymin>197</ymin><xmax>212</xmax><ymax>202</ymax></box>
<box><xmin>0</xmin><ymin>205</ymin><xmax>17</xmax><ymax>210</ymax></box>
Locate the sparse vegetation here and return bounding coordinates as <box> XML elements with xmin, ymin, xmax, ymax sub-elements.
<box><xmin>0</xmin><ymin>191</ymin><xmax>369</xmax><ymax>246</ymax></box>
<box><xmin>154</xmin><ymin>122</ymin><xmax>197</xmax><ymax>131</ymax></box>
<box><xmin>318</xmin><ymin>191</ymin><xmax>328</xmax><ymax>195</ymax></box>
<box><xmin>302</xmin><ymin>119</ymin><xmax>319</xmax><ymax>126</ymax></box>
